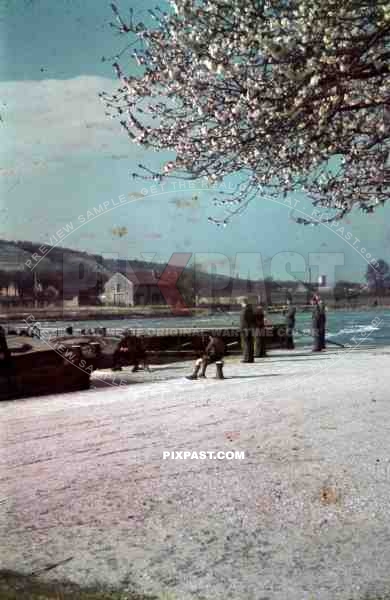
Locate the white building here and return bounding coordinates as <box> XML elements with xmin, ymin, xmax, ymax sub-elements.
<box><xmin>318</xmin><ymin>275</ymin><xmax>327</xmax><ymax>288</ymax></box>
<box><xmin>0</xmin><ymin>282</ymin><xmax>19</xmax><ymax>297</ymax></box>
<box><xmin>63</xmin><ymin>294</ymin><xmax>79</xmax><ymax>308</ymax></box>
<box><xmin>102</xmin><ymin>272</ymin><xmax>134</xmax><ymax>306</ymax></box>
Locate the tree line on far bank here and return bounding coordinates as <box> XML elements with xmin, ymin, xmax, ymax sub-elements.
<box><xmin>1</xmin><ymin>261</ymin><xmax>389</xmax><ymax>309</ymax></box>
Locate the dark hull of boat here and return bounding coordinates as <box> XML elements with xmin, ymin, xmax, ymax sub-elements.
<box><xmin>0</xmin><ymin>348</ymin><xmax>90</xmax><ymax>401</ymax></box>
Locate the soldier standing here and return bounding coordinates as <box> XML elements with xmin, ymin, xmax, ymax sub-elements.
<box><xmin>254</xmin><ymin>304</ymin><xmax>267</xmax><ymax>358</ymax></box>
<box><xmin>285</xmin><ymin>298</ymin><xmax>296</xmax><ymax>350</ymax></box>
<box><xmin>311</xmin><ymin>295</ymin><xmax>322</xmax><ymax>352</ymax></box>
<box><xmin>240</xmin><ymin>299</ymin><xmax>255</xmax><ymax>363</ymax></box>
<box><xmin>0</xmin><ymin>325</ymin><xmax>14</xmax><ymax>391</ymax></box>
<box><xmin>318</xmin><ymin>299</ymin><xmax>327</xmax><ymax>350</ymax></box>
<box><xmin>0</xmin><ymin>326</ymin><xmax>11</xmax><ymax>364</ymax></box>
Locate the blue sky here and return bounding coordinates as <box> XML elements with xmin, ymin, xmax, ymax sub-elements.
<box><xmin>0</xmin><ymin>0</ymin><xmax>388</xmax><ymax>283</ymax></box>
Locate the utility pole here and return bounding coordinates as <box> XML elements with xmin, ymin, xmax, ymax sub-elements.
<box><xmin>305</xmin><ymin>267</ymin><xmax>313</xmax><ymax>306</ymax></box>
<box><xmin>33</xmin><ymin>271</ymin><xmax>42</xmax><ymax>309</ymax></box>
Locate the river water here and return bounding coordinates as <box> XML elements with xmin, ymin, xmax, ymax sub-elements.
<box><xmin>10</xmin><ymin>308</ymin><xmax>390</xmax><ymax>348</ymax></box>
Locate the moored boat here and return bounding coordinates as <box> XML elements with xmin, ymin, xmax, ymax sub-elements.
<box><xmin>1</xmin><ymin>323</ymin><xmax>286</xmax><ymax>400</ymax></box>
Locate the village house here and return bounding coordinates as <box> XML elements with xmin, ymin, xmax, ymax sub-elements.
<box><xmin>102</xmin><ymin>272</ymin><xmax>135</xmax><ymax>306</ymax></box>
<box><xmin>62</xmin><ymin>293</ymin><xmax>80</xmax><ymax>308</ymax></box>
<box><xmin>0</xmin><ymin>282</ymin><xmax>19</xmax><ymax>298</ymax></box>
<box><xmin>100</xmin><ymin>270</ymin><xmax>181</xmax><ymax>308</ymax></box>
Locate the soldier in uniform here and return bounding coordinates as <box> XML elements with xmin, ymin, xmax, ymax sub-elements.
<box><xmin>254</xmin><ymin>304</ymin><xmax>267</xmax><ymax>358</ymax></box>
<box><xmin>240</xmin><ymin>299</ymin><xmax>256</xmax><ymax>363</ymax></box>
<box><xmin>186</xmin><ymin>335</ymin><xmax>225</xmax><ymax>380</ymax></box>
<box><xmin>113</xmin><ymin>334</ymin><xmax>147</xmax><ymax>372</ymax></box>
<box><xmin>285</xmin><ymin>298</ymin><xmax>296</xmax><ymax>350</ymax></box>
<box><xmin>318</xmin><ymin>299</ymin><xmax>327</xmax><ymax>350</ymax></box>
<box><xmin>0</xmin><ymin>325</ymin><xmax>14</xmax><ymax>391</ymax></box>
<box><xmin>311</xmin><ymin>295</ymin><xmax>322</xmax><ymax>352</ymax></box>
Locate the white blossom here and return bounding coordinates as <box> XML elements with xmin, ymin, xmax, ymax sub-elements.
<box><xmin>104</xmin><ymin>0</ymin><xmax>390</xmax><ymax>224</ymax></box>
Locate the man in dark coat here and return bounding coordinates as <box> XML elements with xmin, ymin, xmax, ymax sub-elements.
<box><xmin>254</xmin><ymin>305</ymin><xmax>267</xmax><ymax>358</ymax></box>
<box><xmin>240</xmin><ymin>299</ymin><xmax>256</xmax><ymax>363</ymax></box>
<box><xmin>285</xmin><ymin>299</ymin><xmax>296</xmax><ymax>350</ymax></box>
<box><xmin>311</xmin><ymin>295</ymin><xmax>322</xmax><ymax>352</ymax></box>
<box><xmin>112</xmin><ymin>334</ymin><xmax>147</xmax><ymax>372</ymax></box>
<box><xmin>0</xmin><ymin>326</ymin><xmax>11</xmax><ymax>365</ymax></box>
<box><xmin>318</xmin><ymin>299</ymin><xmax>327</xmax><ymax>350</ymax></box>
<box><xmin>186</xmin><ymin>335</ymin><xmax>225</xmax><ymax>379</ymax></box>
<box><xmin>0</xmin><ymin>325</ymin><xmax>15</xmax><ymax>390</ymax></box>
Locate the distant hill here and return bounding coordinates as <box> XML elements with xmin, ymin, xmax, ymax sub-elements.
<box><xmin>0</xmin><ymin>239</ymin><xmax>164</xmax><ymax>276</ymax></box>
<box><xmin>0</xmin><ymin>240</ymin><xmax>256</xmax><ymax>295</ymax></box>
<box><xmin>0</xmin><ymin>239</ymin><xmax>296</xmax><ymax>302</ymax></box>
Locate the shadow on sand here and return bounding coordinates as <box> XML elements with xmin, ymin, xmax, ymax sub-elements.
<box><xmin>265</xmin><ymin>352</ymin><xmax>328</xmax><ymax>358</ymax></box>
<box><xmin>0</xmin><ymin>569</ymin><xmax>154</xmax><ymax>600</ymax></box>
<box><xmin>225</xmin><ymin>373</ymin><xmax>281</xmax><ymax>380</ymax></box>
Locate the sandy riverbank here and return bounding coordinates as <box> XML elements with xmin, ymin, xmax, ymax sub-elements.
<box><xmin>1</xmin><ymin>347</ymin><xmax>390</xmax><ymax>600</ymax></box>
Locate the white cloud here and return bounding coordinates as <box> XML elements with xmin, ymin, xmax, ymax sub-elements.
<box><xmin>0</xmin><ymin>76</ymin><xmax>129</xmax><ymax>172</ymax></box>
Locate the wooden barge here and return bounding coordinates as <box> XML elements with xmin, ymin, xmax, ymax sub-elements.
<box><xmin>1</xmin><ymin>323</ymin><xmax>286</xmax><ymax>400</ymax></box>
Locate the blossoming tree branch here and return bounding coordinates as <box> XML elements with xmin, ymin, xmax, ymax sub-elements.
<box><xmin>101</xmin><ymin>0</ymin><xmax>390</xmax><ymax>225</ymax></box>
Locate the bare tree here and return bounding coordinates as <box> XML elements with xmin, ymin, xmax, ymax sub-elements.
<box><xmin>366</xmin><ymin>258</ymin><xmax>390</xmax><ymax>296</ymax></box>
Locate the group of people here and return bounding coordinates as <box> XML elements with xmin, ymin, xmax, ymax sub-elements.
<box><xmin>112</xmin><ymin>334</ymin><xmax>148</xmax><ymax>372</ymax></box>
<box><xmin>240</xmin><ymin>295</ymin><xmax>327</xmax><ymax>356</ymax></box>
<box><xmin>239</xmin><ymin>299</ymin><xmax>268</xmax><ymax>362</ymax></box>
<box><xmin>185</xmin><ymin>295</ymin><xmax>327</xmax><ymax>380</ymax></box>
